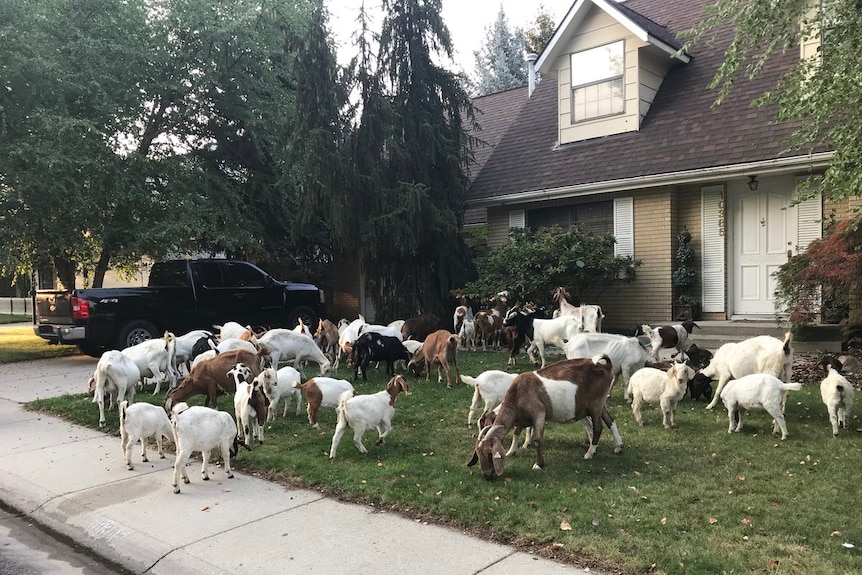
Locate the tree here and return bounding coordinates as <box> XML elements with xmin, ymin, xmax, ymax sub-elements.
<box><xmin>0</xmin><ymin>0</ymin><xmax>345</xmax><ymax>288</ymax></box>
<box><xmin>464</xmin><ymin>225</ymin><xmax>639</xmax><ymax>309</ymax></box>
<box><xmin>524</xmin><ymin>4</ymin><xmax>557</xmax><ymax>56</ymax></box>
<box><xmin>684</xmin><ymin>1</ymin><xmax>862</xmax><ymax>327</ymax></box>
<box><xmin>472</xmin><ymin>6</ymin><xmax>527</xmax><ymax>95</ymax></box>
<box><xmin>340</xmin><ymin>0</ymin><xmax>476</xmax><ymax>321</ymax></box>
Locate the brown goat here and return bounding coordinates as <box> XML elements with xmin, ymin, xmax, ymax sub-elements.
<box><xmin>314</xmin><ymin>319</ymin><xmax>340</xmax><ymax>361</ymax></box>
<box><xmin>163</xmin><ymin>347</ymin><xmax>269</xmax><ymax>411</ymax></box>
<box><xmin>407</xmin><ymin>329</ymin><xmax>461</xmax><ymax>388</ymax></box>
<box><xmin>400</xmin><ymin>314</ymin><xmax>441</xmax><ymax>342</ymax></box>
<box><xmin>473</xmin><ymin>292</ymin><xmax>508</xmax><ymax>351</ymax></box>
<box><xmin>467</xmin><ymin>356</ymin><xmax>623</xmax><ymax>479</ymax></box>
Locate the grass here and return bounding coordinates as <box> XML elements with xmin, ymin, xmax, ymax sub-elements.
<box><xmin>0</xmin><ymin>313</ymin><xmax>30</xmax><ymax>324</ymax></box>
<box><xmin>23</xmin><ymin>350</ymin><xmax>862</xmax><ymax>575</ymax></box>
<box><xmin>0</xmin><ymin>324</ymin><xmax>79</xmax><ymax>363</ymax></box>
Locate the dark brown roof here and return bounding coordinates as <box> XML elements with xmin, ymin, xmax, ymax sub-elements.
<box><xmin>466</xmin><ymin>0</ymin><xmax>810</xmax><ymax>204</ymax></box>
<box><xmin>463</xmin><ymin>85</ymin><xmax>529</xmax><ymax>225</ymax></box>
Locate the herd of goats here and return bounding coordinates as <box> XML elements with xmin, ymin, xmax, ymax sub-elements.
<box><xmin>85</xmin><ymin>287</ymin><xmax>856</xmax><ymax>488</ymax></box>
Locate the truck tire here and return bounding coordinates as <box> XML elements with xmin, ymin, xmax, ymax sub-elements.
<box><xmin>287</xmin><ymin>306</ymin><xmax>319</xmax><ymax>332</ymax></box>
<box><xmin>76</xmin><ymin>342</ymin><xmax>107</xmax><ymax>358</ymax></box>
<box><xmin>117</xmin><ymin>320</ymin><xmax>159</xmax><ymax>349</ymax></box>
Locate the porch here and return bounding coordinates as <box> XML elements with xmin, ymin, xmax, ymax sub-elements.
<box><xmin>680</xmin><ymin>319</ymin><xmax>844</xmax><ymax>353</ymax></box>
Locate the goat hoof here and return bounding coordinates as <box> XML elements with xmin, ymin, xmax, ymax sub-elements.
<box><xmin>531</xmin><ymin>463</ymin><xmax>544</xmax><ymax>471</ymax></box>
<box><xmin>183</xmin><ymin>477</ymin><xmax>190</xmax><ymax>484</ymax></box>
<box><xmin>142</xmin><ymin>456</ymin><xmax>149</xmax><ymax>462</ymax></box>
<box><xmin>227</xmin><ymin>472</ymin><xmax>234</xmax><ymax>478</ymax></box>
<box><xmin>99</xmin><ymin>421</ymin><xmax>106</xmax><ymax>428</ymax></box>
<box><xmin>173</xmin><ymin>486</ymin><xmax>180</xmax><ymax>494</ymax></box>
<box><xmin>614</xmin><ymin>446</ymin><xmax>623</xmax><ymax>454</ymax></box>
<box><xmin>159</xmin><ymin>454</ymin><xmax>165</xmax><ymax>459</ymax></box>
<box><xmin>127</xmin><ymin>464</ymin><xmax>134</xmax><ymax>471</ymax></box>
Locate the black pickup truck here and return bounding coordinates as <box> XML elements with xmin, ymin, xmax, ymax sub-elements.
<box><xmin>33</xmin><ymin>259</ymin><xmax>325</xmax><ymax>356</ymax></box>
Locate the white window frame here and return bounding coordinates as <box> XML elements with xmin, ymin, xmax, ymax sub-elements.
<box><xmin>570</xmin><ymin>40</ymin><xmax>625</xmax><ymax>123</ymax></box>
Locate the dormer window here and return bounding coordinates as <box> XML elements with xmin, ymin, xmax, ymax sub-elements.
<box><xmin>570</xmin><ymin>40</ymin><xmax>625</xmax><ymax>122</ymax></box>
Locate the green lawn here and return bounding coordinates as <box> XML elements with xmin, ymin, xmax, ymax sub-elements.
<box><xmin>0</xmin><ymin>324</ymin><xmax>79</xmax><ymax>363</ymax></box>
<box><xmin>23</xmin><ymin>347</ymin><xmax>862</xmax><ymax>575</ymax></box>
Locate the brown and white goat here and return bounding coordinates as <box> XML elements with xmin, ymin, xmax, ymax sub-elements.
<box><xmin>473</xmin><ymin>292</ymin><xmax>508</xmax><ymax>350</ymax></box>
<box><xmin>407</xmin><ymin>329</ymin><xmax>461</xmax><ymax>388</ymax></box>
<box><xmin>314</xmin><ymin>319</ymin><xmax>340</xmax><ymax>361</ymax></box>
<box><xmin>329</xmin><ymin>375</ymin><xmax>410</xmax><ymax>459</ymax></box>
<box><xmin>163</xmin><ymin>347</ymin><xmax>269</xmax><ymax>412</ymax></box>
<box><xmin>292</xmin><ymin>376</ymin><xmax>355</xmax><ymax>429</ymax></box>
<box><xmin>643</xmin><ymin>320</ymin><xmax>699</xmax><ymax>361</ymax></box>
<box><xmin>467</xmin><ymin>356</ymin><xmax>623</xmax><ymax>479</ymax></box>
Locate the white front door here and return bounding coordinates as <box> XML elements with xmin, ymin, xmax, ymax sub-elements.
<box><xmin>730</xmin><ymin>177</ymin><xmax>797</xmax><ymax>316</ymax></box>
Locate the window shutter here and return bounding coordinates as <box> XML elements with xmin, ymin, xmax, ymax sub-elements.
<box><xmin>795</xmin><ymin>177</ymin><xmax>822</xmax><ymax>252</ymax></box>
<box><xmin>509</xmin><ymin>209</ymin><xmax>526</xmax><ymax>229</ymax></box>
<box><xmin>701</xmin><ymin>186</ymin><xmax>726</xmax><ymax>313</ymax></box>
<box><xmin>613</xmin><ymin>197</ymin><xmax>634</xmax><ymax>258</ymax></box>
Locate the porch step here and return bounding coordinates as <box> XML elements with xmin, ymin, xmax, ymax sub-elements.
<box><xmin>685</xmin><ymin>320</ymin><xmax>844</xmax><ymax>353</ymax></box>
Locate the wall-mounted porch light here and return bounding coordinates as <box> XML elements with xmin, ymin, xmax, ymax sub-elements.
<box><xmin>748</xmin><ymin>175</ymin><xmax>759</xmax><ymax>191</ymax></box>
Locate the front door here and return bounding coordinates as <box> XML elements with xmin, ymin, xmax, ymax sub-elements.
<box><xmin>730</xmin><ymin>177</ymin><xmax>797</xmax><ymax>316</ymax></box>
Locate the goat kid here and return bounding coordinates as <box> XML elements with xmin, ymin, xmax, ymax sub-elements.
<box><xmin>329</xmin><ymin>375</ymin><xmax>410</xmax><ymax>459</ymax></box>
<box><xmin>628</xmin><ymin>363</ymin><xmax>696</xmax><ymax>428</ymax></box>
<box><xmin>720</xmin><ymin>374</ymin><xmax>802</xmax><ymax>440</ymax></box>
<box><xmin>170</xmin><ymin>402</ymin><xmax>241</xmax><ymax>493</ymax></box>
<box><xmin>819</xmin><ymin>357</ymin><xmax>855</xmax><ymax>437</ymax></box>
<box><xmin>119</xmin><ymin>400</ymin><xmax>173</xmax><ymax>470</ymax></box>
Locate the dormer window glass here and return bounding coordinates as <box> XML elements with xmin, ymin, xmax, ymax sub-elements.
<box><xmin>570</xmin><ymin>40</ymin><xmax>625</xmax><ymax>122</ymax></box>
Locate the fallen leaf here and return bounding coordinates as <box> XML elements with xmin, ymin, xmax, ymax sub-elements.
<box><xmin>570</xmin><ymin>487</ymin><xmax>578</xmax><ymax>493</ymax></box>
<box><xmin>709</xmin><ymin>517</ymin><xmax>718</xmax><ymax>525</ymax></box>
<box><xmin>767</xmin><ymin>560</ymin><xmax>779</xmax><ymax>569</ymax></box>
<box><xmin>738</xmin><ymin>475</ymin><xmax>745</xmax><ymax>481</ymax></box>
<box><xmin>661</xmin><ymin>517</ymin><xmax>667</xmax><ymax>525</ymax></box>
<box><xmin>551</xmin><ymin>542</ymin><xmax>565</xmax><ymax>550</ymax></box>
<box><xmin>741</xmin><ymin>518</ymin><xmax>753</xmax><ymax>526</ymax></box>
<box><xmin>831</xmin><ymin>531</ymin><xmax>841</xmax><ymax>537</ymax></box>
<box><xmin>221</xmin><ymin>488</ymin><xmax>231</xmax><ymax>493</ymax></box>
<box><xmin>591</xmin><ymin>517</ymin><xmax>602</xmax><ymax>526</ymax></box>
<box><xmin>560</xmin><ymin>521</ymin><xmax>572</xmax><ymax>531</ymax></box>
<box><xmin>200</xmin><ymin>505</ymin><xmax>209</xmax><ymax>512</ymax></box>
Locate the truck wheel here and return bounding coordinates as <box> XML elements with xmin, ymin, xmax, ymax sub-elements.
<box><xmin>288</xmin><ymin>306</ymin><xmax>318</xmax><ymax>332</ymax></box>
<box><xmin>117</xmin><ymin>321</ymin><xmax>159</xmax><ymax>349</ymax></box>
<box><xmin>76</xmin><ymin>343</ymin><xmax>106</xmax><ymax>358</ymax></box>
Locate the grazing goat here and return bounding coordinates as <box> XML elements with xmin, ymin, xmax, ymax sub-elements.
<box><xmin>702</xmin><ymin>332</ymin><xmax>793</xmax><ymax>410</ymax></box>
<box><xmin>216</xmin><ymin>338</ymin><xmax>258</xmax><ymax>354</ymax></box>
<box><xmin>163</xmin><ymin>347</ymin><xmax>268</xmax><ymax>411</ymax></box>
<box><xmin>257</xmin><ymin>328</ymin><xmax>331</xmax><ymax>375</ymax></box>
<box><xmin>642</xmin><ymin>320</ymin><xmax>699</xmax><ymax>361</ymax></box>
<box><xmin>229</xmin><ymin>363</ymin><xmax>269</xmax><ymax>446</ymax></box>
<box><xmin>564</xmin><ymin>333</ymin><xmax>653</xmax><ymax>398</ymax></box>
<box><xmin>119</xmin><ymin>400</ymin><xmax>173</xmax><ymax>470</ymax></box>
<box><xmin>170</xmin><ymin>402</ymin><xmax>240</xmax><ymax>493</ymax></box>
<box><xmin>553</xmin><ymin>287</ymin><xmax>604</xmax><ymax>332</ymax></box>
<box><xmin>467</xmin><ymin>357</ymin><xmax>623</xmax><ymax>479</ymax></box>
<box><xmin>259</xmin><ymin>366</ymin><xmax>303</xmax><ymax>420</ymax></box>
<box><xmin>401</xmin><ymin>314</ymin><xmax>440</xmax><ymax>342</ymax></box>
<box><xmin>350</xmin><ymin>332</ymin><xmax>411</xmax><ymax>380</ymax></box>
<box><xmin>293</xmin><ymin>377</ymin><xmax>355</xmax><ymax>429</ymax></box>
<box><xmin>628</xmin><ymin>363</ymin><xmax>696</xmax><ymax>428</ymax></box>
<box><xmin>329</xmin><ymin>375</ymin><xmax>410</xmax><ymax>459</ymax></box>
<box><xmin>89</xmin><ymin>350</ymin><xmax>139</xmax><ymax>428</ymax></box>
<box><xmin>121</xmin><ymin>332</ymin><xmax>178</xmax><ymax>393</ymax></box>
<box><xmin>314</xmin><ymin>319</ymin><xmax>340</xmax><ymax>361</ymax></box>
<box><xmin>460</xmin><ymin>370</ymin><xmax>517</xmax><ymax>426</ymax></box>
<box><xmin>504</xmin><ymin>311</ymin><xmax>583</xmax><ymax>368</ymax></box>
<box><xmin>819</xmin><ymin>357</ymin><xmax>855</xmax><ymax>437</ymax></box>
<box><xmin>190</xmin><ymin>349</ymin><xmax>218</xmax><ymax>370</ymax></box>
<box><xmin>408</xmin><ymin>329</ymin><xmax>461</xmax><ymax>388</ymax></box>
<box><xmin>720</xmin><ymin>374</ymin><xmax>802</xmax><ymax>439</ymax></box>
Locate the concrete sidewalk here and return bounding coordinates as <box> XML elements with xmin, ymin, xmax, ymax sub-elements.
<box><xmin>0</xmin><ymin>356</ymin><xmax>596</xmax><ymax>575</ymax></box>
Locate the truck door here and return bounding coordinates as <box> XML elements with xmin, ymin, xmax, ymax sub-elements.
<box><xmin>222</xmin><ymin>261</ymin><xmax>284</xmax><ymax>327</ymax></box>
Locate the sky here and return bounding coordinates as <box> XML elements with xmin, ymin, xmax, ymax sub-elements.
<box><xmin>327</xmin><ymin>0</ymin><xmax>575</xmax><ymax>75</ymax></box>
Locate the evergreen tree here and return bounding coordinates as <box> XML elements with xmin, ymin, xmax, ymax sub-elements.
<box><xmin>472</xmin><ymin>6</ymin><xmax>527</xmax><ymax>95</ymax></box>
<box><xmin>343</xmin><ymin>0</ymin><xmax>476</xmax><ymax>320</ymax></box>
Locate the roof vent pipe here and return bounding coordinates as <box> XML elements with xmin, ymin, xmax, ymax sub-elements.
<box><xmin>526</xmin><ymin>53</ymin><xmax>538</xmax><ymax>97</ymax></box>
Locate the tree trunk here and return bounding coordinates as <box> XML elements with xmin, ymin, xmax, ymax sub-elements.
<box><xmin>52</xmin><ymin>256</ymin><xmax>76</xmax><ymax>290</ymax></box>
<box><xmin>92</xmin><ymin>249</ymin><xmax>112</xmax><ymax>289</ymax></box>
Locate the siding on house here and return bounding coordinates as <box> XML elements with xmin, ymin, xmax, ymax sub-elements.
<box><xmin>556</xmin><ymin>6</ymin><xmax>646</xmax><ymax>144</ymax></box>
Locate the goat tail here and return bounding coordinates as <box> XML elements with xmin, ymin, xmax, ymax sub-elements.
<box><xmin>591</xmin><ymin>354</ymin><xmax>611</xmax><ymax>366</ymax></box>
<box><xmin>783</xmin><ymin>331</ymin><xmax>793</xmax><ymax>353</ymax></box>
<box><xmin>119</xmin><ymin>400</ymin><xmax>129</xmax><ymax>441</ymax></box>
<box><xmin>781</xmin><ymin>382</ymin><xmax>803</xmax><ymax>392</ymax></box>
<box><xmin>460</xmin><ymin>374</ymin><xmax>479</xmax><ymax>388</ymax></box>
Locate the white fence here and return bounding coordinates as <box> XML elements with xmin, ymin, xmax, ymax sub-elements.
<box><xmin>0</xmin><ymin>298</ymin><xmax>32</xmax><ymax>316</ymax></box>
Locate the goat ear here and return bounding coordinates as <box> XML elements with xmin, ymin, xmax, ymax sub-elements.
<box><xmin>467</xmin><ymin>451</ymin><xmax>479</xmax><ymax>467</ymax></box>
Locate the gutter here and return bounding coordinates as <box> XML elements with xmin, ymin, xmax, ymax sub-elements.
<box><xmin>465</xmin><ymin>151</ymin><xmax>833</xmax><ymax>208</ymax></box>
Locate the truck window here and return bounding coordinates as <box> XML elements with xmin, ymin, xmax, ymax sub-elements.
<box><xmin>224</xmin><ymin>262</ymin><xmax>265</xmax><ymax>288</ymax></box>
<box><xmin>194</xmin><ymin>261</ymin><xmax>225</xmax><ymax>288</ymax></box>
<box><xmin>148</xmin><ymin>261</ymin><xmax>190</xmax><ymax>287</ymax></box>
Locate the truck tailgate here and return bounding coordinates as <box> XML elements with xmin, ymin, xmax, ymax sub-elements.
<box><xmin>35</xmin><ymin>290</ymin><xmax>74</xmax><ymax>324</ymax></box>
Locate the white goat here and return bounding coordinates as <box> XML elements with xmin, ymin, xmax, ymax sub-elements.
<box><xmin>173</xmin><ymin>329</ymin><xmax>216</xmax><ymax>375</ymax></box>
<box><xmin>458</xmin><ymin>319</ymin><xmax>476</xmax><ymax>352</ymax></box>
<box><xmin>215</xmin><ymin>321</ymin><xmax>254</xmax><ymax>341</ymax></box>
<box><xmin>89</xmin><ymin>350</ymin><xmax>139</xmax><ymax>428</ymax></box>
<box><xmin>190</xmin><ymin>349</ymin><xmax>217</xmax><ymax>370</ymax></box>
<box><xmin>703</xmin><ymin>333</ymin><xmax>793</xmax><ymax>410</ymax></box>
<box><xmin>628</xmin><ymin>363</ymin><xmax>696</xmax><ymax>428</ymax></box>
<box><xmin>216</xmin><ymin>338</ymin><xmax>258</xmax><ymax>354</ymax></box>
<box><xmin>335</xmin><ymin>316</ymin><xmax>366</xmax><ymax>369</ymax></box>
<box><xmin>257</xmin><ymin>328</ymin><xmax>332</xmax><ymax>375</ymax></box>
<box><xmin>819</xmin><ymin>358</ymin><xmax>855</xmax><ymax>437</ymax></box>
<box><xmin>119</xmin><ymin>400</ymin><xmax>172</xmax><ymax>470</ymax></box>
<box><xmin>170</xmin><ymin>402</ymin><xmax>239</xmax><ymax>493</ymax></box>
<box><xmin>552</xmin><ymin>287</ymin><xmax>604</xmax><ymax>332</ymax></box>
<box><xmin>460</xmin><ymin>370</ymin><xmax>517</xmax><ymax>426</ymax></box>
<box><xmin>258</xmin><ymin>366</ymin><xmax>303</xmax><ymax>420</ymax></box>
<box><xmin>228</xmin><ymin>363</ymin><xmax>262</xmax><ymax>446</ymax></box>
<box><xmin>720</xmin><ymin>374</ymin><xmax>802</xmax><ymax>440</ymax></box>
<box><xmin>329</xmin><ymin>375</ymin><xmax>410</xmax><ymax>459</ymax></box>
<box><xmin>121</xmin><ymin>332</ymin><xmax>178</xmax><ymax>393</ymax></box>
<box><xmin>564</xmin><ymin>333</ymin><xmax>653</xmax><ymax>397</ymax></box>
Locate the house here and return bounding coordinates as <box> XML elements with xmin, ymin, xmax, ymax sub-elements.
<box><xmin>465</xmin><ymin>0</ymin><xmax>861</xmax><ymax>331</ymax></box>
